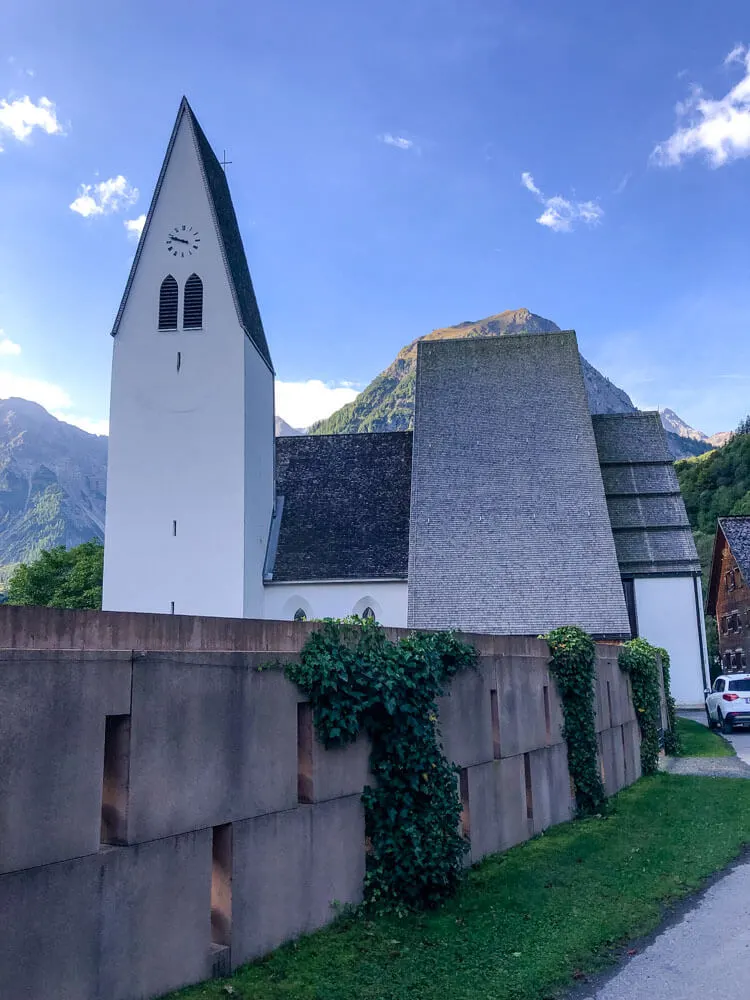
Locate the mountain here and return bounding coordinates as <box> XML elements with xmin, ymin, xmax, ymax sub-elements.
<box><xmin>275</xmin><ymin>416</ymin><xmax>304</xmax><ymax>436</ymax></box>
<box><xmin>660</xmin><ymin>408</ymin><xmax>709</xmax><ymax>442</ymax></box>
<box><xmin>310</xmin><ymin>309</ymin><xmax>638</xmax><ymax>436</ymax></box>
<box><xmin>659</xmin><ymin>408</ymin><xmax>715</xmax><ymax>460</ymax></box>
<box><xmin>709</xmin><ymin>431</ymin><xmax>734</xmax><ymax>448</ymax></box>
<box><xmin>0</xmin><ymin>398</ymin><xmax>107</xmax><ymax>578</ymax></box>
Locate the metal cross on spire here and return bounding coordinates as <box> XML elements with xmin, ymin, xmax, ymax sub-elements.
<box><xmin>220</xmin><ymin>150</ymin><xmax>233</xmax><ymax>172</ymax></box>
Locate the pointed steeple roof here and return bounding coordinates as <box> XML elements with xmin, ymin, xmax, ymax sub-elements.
<box><xmin>111</xmin><ymin>97</ymin><xmax>274</xmax><ymax>373</ymax></box>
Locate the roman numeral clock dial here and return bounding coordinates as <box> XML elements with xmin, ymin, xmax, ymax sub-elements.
<box><xmin>166</xmin><ymin>225</ymin><xmax>200</xmax><ymax>257</ymax></box>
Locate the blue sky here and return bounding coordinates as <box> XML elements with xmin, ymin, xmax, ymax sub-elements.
<box><xmin>1</xmin><ymin>0</ymin><xmax>750</xmax><ymax>435</ymax></box>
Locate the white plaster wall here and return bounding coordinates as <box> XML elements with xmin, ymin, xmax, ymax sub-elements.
<box><xmin>263</xmin><ymin>581</ymin><xmax>408</xmax><ymax>626</ymax></box>
<box><xmin>103</xmin><ymin>110</ymin><xmax>273</xmax><ymax>617</ymax></box>
<box><xmin>634</xmin><ymin>575</ymin><xmax>709</xmax><ymax>708</ymax></box>
<box><xmin>243</xmin><ymin>341</ymin><xmax>275</xmax><ymax>618</ymax></box>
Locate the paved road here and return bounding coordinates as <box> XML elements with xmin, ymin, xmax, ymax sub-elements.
<box><xmin>583</xmin><ymin>861</ymin><xmax>750</xmax><ymax>999</ymax></box>
<box><xmin>679</xmin><ymin>709</ymin><xmax>750</xmax><ymax>764</ymax></box>
<box><xmin>580</xmin><ymin>712</ymin><xmax>750</xmax><ymax>998</ymax></box>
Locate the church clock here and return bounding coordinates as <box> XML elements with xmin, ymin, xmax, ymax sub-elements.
<box><xmin>166</xmin><ymin>225</ymin><xmax>200</xmax><ymax>257</ymax></box>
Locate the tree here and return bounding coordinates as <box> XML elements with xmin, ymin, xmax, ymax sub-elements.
<box><xmin>6</xmin><ymin>541</ymin><xmax>104</xmax><ymax>610</ymax></box>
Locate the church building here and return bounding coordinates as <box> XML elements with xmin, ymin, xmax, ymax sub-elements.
<box><xmin>103</xmin><ymin>99</ymin><xmax>709</xmax><ymax>706</ymax></box>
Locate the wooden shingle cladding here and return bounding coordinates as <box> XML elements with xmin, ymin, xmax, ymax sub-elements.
<box><xmin>270</xmin><ymin>432</ymin><xmax>412</xmax><ymax>582</ymax></box>
<box><xmin>592</xmin><ymin>412</ymin><xmax>700</xmax><ymax>577</ymax></box>
<box><xmin>406</xmin><ymin>332</ymin><xmax>631</xmax><ymax>637</ymax></box>
<box><xmin>707</xmin><ymin>517</ymin><xmax>750</xmax><ymax>669</ymax></box>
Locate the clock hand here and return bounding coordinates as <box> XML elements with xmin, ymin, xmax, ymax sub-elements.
<box><xmin>169</xmin><ymin>235</ymin><xmax>189</xmax><ymax>245</ymax></box>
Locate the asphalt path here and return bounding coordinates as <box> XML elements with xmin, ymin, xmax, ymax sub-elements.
<box><xmin>578</xmin><ymin>712</ymin><xmax>750</xmax><ymax>998</ymax></box>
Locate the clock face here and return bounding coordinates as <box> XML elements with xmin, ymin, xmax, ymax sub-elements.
<box><xmin>166</xmin><ymin>225</ymin><xmax>200</xmax><ymax>257</ymax></box>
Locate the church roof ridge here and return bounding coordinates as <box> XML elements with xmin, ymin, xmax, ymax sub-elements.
<box><xmin>110</xmin><ymin>100</ymin><xmax>274</xmax><ymax>373</ymax></box>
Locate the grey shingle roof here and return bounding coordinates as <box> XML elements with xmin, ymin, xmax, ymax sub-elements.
<box><xmin>406</xmin><ymin>332</ymin><xmax>631</xmax><ymax>637</ymax></box>
<box><xmin>719</xmin><ymin>517</ymin><xmax>750</xmax><ymax>583</ymax></box>
<box><xmin>111</xmin><ymin>99</ymin><xmax>273</xmax><ymax>372</ymax></box>
<box><xmin>592</xmin><ymin>410</ymin><xmax>673</xmax><ymax>464</ymax></box>
<box><xmin>593</xmin><ymin>412</ymin><xmax>700</xmax><ymax>576</ymax></box>
<box><xmin>269</xmin><ymin>432</ymin><xmax>412</xmax><ymax>581</ymax></box>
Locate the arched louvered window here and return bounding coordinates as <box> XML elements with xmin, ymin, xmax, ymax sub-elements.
<box><xmin>183</xmin><ymin>273</ymin><xmax>203</xmax><ymax>329</ymax></box>
<box><xmin>362</xmin><ymin>606</ymin><xmax>375</xmax><ymax>620</ymax></box>
<box><xmin>293</xmin><ymin>608</ymin><xmax>307</xmax><ymax>622</ymax></box>
<box><xmin>158</xmin><ymin>275</ymin><xmax>178</xmax><ymax>330</ymax></box>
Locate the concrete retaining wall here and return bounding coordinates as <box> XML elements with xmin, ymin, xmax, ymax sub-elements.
<box><xmin>0</xmin><ymin>607</ymin><xmax>641</xmax><ymax>1000</ymax></box>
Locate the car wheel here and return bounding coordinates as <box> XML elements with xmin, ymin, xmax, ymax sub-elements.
<box><xmin>706</xmin><ymin>707</ymin><xmax>715</xmax><ymax>729</ymax></box>
<box><xmin>722</xmin><ymin>713</ymin><xmax>734</xmax><ymax>735</ymax></box>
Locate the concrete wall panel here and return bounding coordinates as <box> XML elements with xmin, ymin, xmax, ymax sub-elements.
<box><xmin>497</xmin><ymin>656</ymin><xmax>559</xmax><ymax>758</ymax></box>
<box><xmin>529</xmin><ymin>745</ymin><xmax>574</xmax><ymax>834</ymax></box>
<box><xmin>233</xmin><ymin>796</ymin><xmax>365</xmax><ymax>965</ymax></box>
<box><xmin>127</xmin><ymin>654</ymin><xmax>298</xmax><ymax>842</ymax></box>
<box><xmin>307</xmin><ymin>725</ymin><xmax>372</xmax><ymax>804</ymax></box>
<box><xmin>98</xmin><ymin>831</ymin><xmax>211</xmax><ymax>1000</ymax></box>
<box><xmin>0</xmin><ymin>854</ymin><xmax>100</xmax><ymax>1000</ymax></box>
<box><xmin>438</xmin><ymin>659</ymin><xmax>495</xmax><ymax>768</ymax></box>
<box><xmin>464</xmin><ymin>757</ymin><xmax>531</xmax><ymax>863</ymax></box>
<box><xmin>0</xmin><ymin>651</ymin><xmax>132</xmax><ymax>874</ymax></box>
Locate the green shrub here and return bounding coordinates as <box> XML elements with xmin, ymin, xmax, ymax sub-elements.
<box><xmin>286</xmin><ymin>618</ymin><xmax>476</xmax><ymax>912</ymax></box>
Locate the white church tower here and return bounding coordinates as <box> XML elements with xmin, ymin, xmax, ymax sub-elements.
<box><xmin>103</xmin><ymin>98</ymin><xmax>275</xmax><ymax>618</ymax></box>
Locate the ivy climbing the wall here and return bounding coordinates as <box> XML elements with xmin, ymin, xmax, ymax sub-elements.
<box><xmin>659</xmin><ymin>646</ymin><xmax>682</xmax><ymax>756</ymax></box>
<box><xmin>286</xmin><ymin>617</ymin><xmax>477</xmax><ymax>912</ymax></box>
<box><xmin>619</xmin><ymin>637</ymin><xmax>679</xmax><ymax>773</ymax></box>
<box><xmin>545</xmin><ymin>625</ymin><xmax>606</xmax><ymax>817</ymax></box>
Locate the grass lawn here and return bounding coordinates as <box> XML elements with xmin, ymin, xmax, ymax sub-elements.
<box><xmin>676</xmin><ymin>716</ymin><xmax>735</xmax><ymax>757</ymax></box>
<box><xmin>166</xmin><ymin>774</ymin><xmax>750</xmax><ymax>1000</ymax></box>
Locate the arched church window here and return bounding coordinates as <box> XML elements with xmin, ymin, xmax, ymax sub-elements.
<box><xmin>158</xmin><ymin>275</ymin><xmax>178</xmax><ymax>330</ymax></box>
<box><xmin>183</xmin><ymin>273</ymin><xmax>203</xmax><ymax>329</ymax></box>
<box><xmin>362</xmin><ymin>606</ymin><xmax>375</xmax><ymax>620</ymax></box>
<box><xmin>293</xmin><ymin>608</ymin><xmax>307</xmax><ymax>622</ymax></box>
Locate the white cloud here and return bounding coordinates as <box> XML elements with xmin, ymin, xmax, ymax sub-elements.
<box><xmin>274</xmin><ymin>378</ymin><xmax>359</xmax><ymax>429</ymax></box>
<box><xmin>614</xmin><ymin>172</ymin><xmax>631</xmax><ymax>195</ymax></box>
<box><xmin>0</xmin><ymin>352</ymin><xmax>107</xmax><ymax>433</ymax></box>
<box><xmin>70</xmin><ymin>175</ymin><xmax>139</xmax><ymax>218</ymax></box>
<box><xmin>725</xmin><ymin>44</ymin><xmax>746</xmax><ymax>67</ymax></box>
<box><xmin>124</xmin><ymin>214</ymin><xmax>146</xmax><ymax>239</ymax></box>
<box><xmin>521</xmin><ymin>173</ymin><xmax>603</xmax><ymax>233</ymax></box>
<box><xmin>652</xmin><ymin>44</ymin><xmax>750</xmax><ymax>167</ymax></box>
<box><xmin>0</xmin><ymin>95</ymin><xmax>63</xmax><ymax>150</ymax></box>
<box><xmin>52</xmin><ymin>412</ymin><xmax>109</xmax><ymax>436</ymax></box>
<box><xmin>0</xmin><ymin>372</ymin><xmax>72</xmax><ymax>412</ymax></box>
<box><xmin>380</xmin><ymin>133</ymin><xmax>414</xmax><ymax>150</ymax></box>
<box><xmin>0</xmin><ymin>331</ymin><xmax>21</xmax><ymax>356</ymax></box>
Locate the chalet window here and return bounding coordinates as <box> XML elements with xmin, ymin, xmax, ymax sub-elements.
<box><xmin>722</xmin><ymin>616</ymin><xmax>729</xmax><ymax>635</ymax></box>
<box><xmin>293</xmin><ymin>608</ymin><xmax>306</xmax><ymax>622</ymax></box>
<box><xmin>158</xmin><ymin>275</ymin><xmax>178</xmax><ymax>329</ymax></box>
<box><xmin>723</xmin><ymin>654</ymin><xmax>732</xmax><ymax>671</ymax></box>
<box><xmin>183</xmin><ymin>274</ymin><xmax>203</xmax><ymax>329</ymax></box>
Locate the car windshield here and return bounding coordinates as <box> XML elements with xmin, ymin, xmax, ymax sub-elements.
<box><xmin>728</xmin><ymin>679</ymin><xmax>750</xmax><ymax>692</ymax></box>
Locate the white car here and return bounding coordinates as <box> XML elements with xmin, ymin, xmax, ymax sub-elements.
<box><xmin>705</xmin><ymin>674</ymin><xmax>750</xmax><ymax>733</ymax></box>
